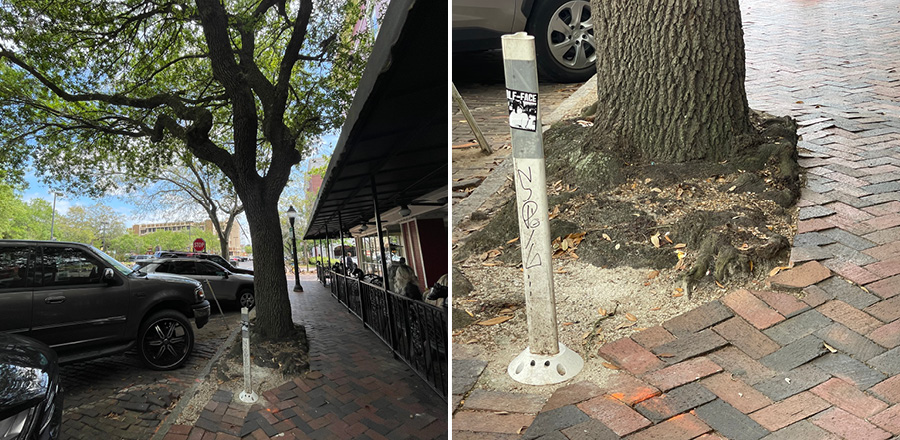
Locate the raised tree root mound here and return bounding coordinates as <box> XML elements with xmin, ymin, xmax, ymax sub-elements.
<box><xmin>456</xmin><ymin>109</ymin><xmax>800</xmax><ymax>296</ymax></box>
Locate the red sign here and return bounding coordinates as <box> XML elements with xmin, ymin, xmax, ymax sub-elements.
<box><xmin>193</xmin><ymin>238</ymin><xmax>206</xmax><ymax>252</ymax></box>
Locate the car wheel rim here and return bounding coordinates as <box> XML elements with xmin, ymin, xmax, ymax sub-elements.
<box><xmin>240</xmin><ymin>292</ymin><xmax>254</xmax><ymax>308</ymax></box>
<box><xmin>142</xmin><ymin>318</ymin><xmax>189</xmax><ymax>368</ymax></box>
<box><xmin>546</xmin><ymin>1</ymin><xmax>596</xmax><ymax>70</ymax></box>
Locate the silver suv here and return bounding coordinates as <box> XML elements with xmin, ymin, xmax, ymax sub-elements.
<box><xmin>453</xmin><ymin>0</ymin><xmax>595</xmax><ymax>82</ymax></box>
<box><xmin>135</xmin><ymin>258</ymin><xmax>256</xmax><ymax>310</ymax></box>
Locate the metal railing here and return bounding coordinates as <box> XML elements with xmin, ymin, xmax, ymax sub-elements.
<box><xmin>326</xmin><ymin>268</ymin><xmax>447</xmax><ymax>400</ymax></box>
<box><xmin>316</xmin><ymin>262</ymin><xmax>326</xmax><ymax>285</ymax></box>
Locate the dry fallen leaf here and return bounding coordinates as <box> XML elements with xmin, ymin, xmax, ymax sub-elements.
<box><xmin>625</xmin><ymin>313</ymin><xmax>638</xmax><ymax>322</ymax></box>
<box><xmin>650</xmin><ymin>233</ymin><xmax>661</xmax><ymax>248</ymax></box>
<box><xmin>465</xmin><ymin>309</ymin><xmax>474</xmax><ymax>317</ymax></box>
<box><xmin>674</xmin><ymin>243</ymin><xmax>687</xmax><ymax>249</ymax></box>
<box><xmin>649</xmin><ymin>307</ymin><xmax>661</xmax><ymax>311</ymax></box>
<box><xmin>715</xmin><ymin>280</ymin><xmax>726</xmax><ymax>289</ymax></box>
<box><xmin>548</xmin><ymin>205</ymin><xmax>560</xmax><ymax>219</ymax></box>
<box><xmin>562</xmin><ymin>322</ymin><xmax>573</xmax><ymax>326</ymax></box>
<box><xmin>615</xmin><ymin>321</ymin><xmax>637</xmax><ymax>330</ymax></box>
<box><xmin>602</xmin><ymin>233</ymin><xmax>612</xmax><ymax>241</ymax></box>
<box><xmin>769</xmin><ymin>267</ymin><xmax>782</xmax><ymax>277</ymax></box>
<box><xmin>615</xmin><ymin>243</ymin><xmax>621</xmax><ymax>250</ymax></box>
<box><xmin>477</xmin><ymin>316</ymin><xmax>513</xmax><ymax>326</ymax></box>
<box><xmin>494</xmin><ymin>411</ymin><xmax>510</xmax><ymax>416</ymax></box>
<box><xmin>672</xmin><ymin>292</ymin><xmax>684</xmax><ymax>298</ymax></box>
<box><xmin>601</xmin><ymin>362</ymin><xmax>621</xmax><ymax>370</ymax></box>
<box><xmin>675</xmin><ymin>287</ymin><xmax>684</xmax><ymax>292</ymax></box>
<box><xmin>664</xmin><ymin>234</ymin><xmax>673</xmax><ymax>244</ymax></box>
<box><xmin>598</xmin><ymin>307</ymin><xmax>607</xmax><ymax>316</ymax></box>
<box><xmin>657</xmin><ymin>353</ymin><xmax>675</xmax><ymax>358</ymax></box>
<box><xmin>647</xmin><ymin>270</ymin><xmax>660</xmax><ymax>279</ymax></box>
<box><xmin>506</xmin><ymin>237</ymin><xmax>519</xmax><ymax>244</ymax></box>
<box><xmin>824</xmin><ymin>342</ymin><xmax>837</xmax><ymax>353</ymax></box>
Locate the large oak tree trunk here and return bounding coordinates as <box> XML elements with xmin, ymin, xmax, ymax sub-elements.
<box><xmin>243</xmin><ymin>186</ymin><xmax>295</xmax><ymax>340</ymax></box>
<box><xmin>591</xmin><ymin>0</ymin><xmax>752</xmax><ymax>162</ymax></box>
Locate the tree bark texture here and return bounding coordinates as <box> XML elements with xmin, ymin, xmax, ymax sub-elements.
<box><xmin>242</xmin><ymin>184</ymin><xmax>295</xmax><ymax>340</ymax></box>
<box><xmin>591</xmin><ymin>0</ymin><xmax>752</xmax><ymax>162</ymax></box>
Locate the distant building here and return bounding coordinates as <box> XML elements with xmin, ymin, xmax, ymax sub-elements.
<box><xmin>307</xmin><ymin>174</ymin><xmax>324</xmax><ymax>194</ymax></box>
<box><xmin>306</xmin><ymin>157</ymin><xmax>328</xmax><ymax>194</ymax></box>
<box><xmin>131</xmin><ymin>219</ymin><xmax>243</xmax><ymax>256</ymax></box>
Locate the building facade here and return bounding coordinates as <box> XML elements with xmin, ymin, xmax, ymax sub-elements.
<box><xmin>131</xmin><ymin>220</ymin><xmax>243</xmax><ymax>256</ymax></box>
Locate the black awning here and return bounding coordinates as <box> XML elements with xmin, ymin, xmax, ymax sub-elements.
<box><xmin>303</xmin><ymin>0</ymin><xmax>447</xmax><ymax>240</ymax></box>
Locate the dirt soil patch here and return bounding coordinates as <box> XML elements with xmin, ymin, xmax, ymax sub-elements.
<box><xmin>452</xmin><ymin>110</ymin><xmax>803</xmax><ymax>397</ymax></box>
<box><xmin>175</xmin><ymin>320</ymin><xmax>310</xmax><ymax>424</ymax></box>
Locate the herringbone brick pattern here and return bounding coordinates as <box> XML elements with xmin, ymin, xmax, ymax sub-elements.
<box><xmin>451</xmin><ymin>0</ymin><xmax>900</xmax><ymax>438</ymax></box>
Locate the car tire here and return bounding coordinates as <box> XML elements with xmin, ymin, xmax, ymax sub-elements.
<box><xmin>138</xmin><ymin>310</ymin><xmax>194</xmax><ymax>370</ymax></box>
<box><xmin>526</xmin><ymin>0</ymin><xmax>596</xmax><ymax>83</ymax></box>
<box><xmin>238</xmin><ymin>289</ymin><xmax>255</xmax><ymax>310</ymax></box>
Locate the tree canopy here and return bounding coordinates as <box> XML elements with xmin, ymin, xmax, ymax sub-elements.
<box><xmin>0</xmin><ymin>0</ymin><xmax>365</xmax><ymax>191</ymax></box>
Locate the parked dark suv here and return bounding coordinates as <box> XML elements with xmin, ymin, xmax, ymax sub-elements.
<box><xmin>153</xmin><ymin>251</ymin><xmax>253</xmax><ymax>276</ymax></box>
<box><xmin>0</xmin><ymin>241</ymin><xmax>210</xmax><ymax>370</ymax></box>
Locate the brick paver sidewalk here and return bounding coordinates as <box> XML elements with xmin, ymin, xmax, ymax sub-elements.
<box><xmin>452</xmin><ymin>0</ymin><xmax>900</xmax><ymax>438</ymax></box>
<box><xmin>164</xmin><ymin>278</ymin><xmax>447</xmax><ymax>440</ymax></box>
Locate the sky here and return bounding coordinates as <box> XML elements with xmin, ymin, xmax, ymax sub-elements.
<box><xmin>21</xmin><ymin>133</ymin><xmax>340</xmax><ymax>246</ymax></box>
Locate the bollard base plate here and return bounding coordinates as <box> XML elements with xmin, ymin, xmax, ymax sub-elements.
<box><xmin>508</xmin><ymin>342</ymin><xmax>584</xmax><ymax>385</ymax></box>
<box><xmin>239</xmin><ymin>390</ymin><xmax>258</xmax><ymax>403</ymax></box>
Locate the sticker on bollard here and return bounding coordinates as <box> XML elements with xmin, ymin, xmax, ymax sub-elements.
<box><xmin>507</xmin><ymin>89</ymin><xmax>538</xmax><ymax>132</ymax></box>
<box><xmin>503</xmin><ymin>31</ymin><xmax>583</xmax><ymax>385</ymax></box>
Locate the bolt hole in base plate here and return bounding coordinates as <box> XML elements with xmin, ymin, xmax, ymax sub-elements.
<box><xmin>507</xmin><ymin>342</ymin><xmax>584</xmax><ymax>385</ymax></box>
<box><xmin>239</xmin><ymin>390</ymin><xmax>258</xmax><ymax>403</ymax></box>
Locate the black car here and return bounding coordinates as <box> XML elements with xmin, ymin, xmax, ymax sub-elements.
<box><xmin>153</xmin><ymin>251</ymin><xmax>253</xmax><ymax>276</ymax></box>
<box><xmin>0</xmin><ymin>333</ymin><xmax>62</xmax><ymax>440</ymax></box>
<box><xmin>0</xmin><ymin>240</ymin><xmax>211</xmax><ymax>371</ymax></box>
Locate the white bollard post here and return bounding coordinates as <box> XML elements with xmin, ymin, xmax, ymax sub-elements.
<box><xmin>503</xmin><ymin>32</ymin><xmax>583</xmax><ymax>385</ymax></box>
<box><xmin>238</xmin><ymin>307</ymin><xmax>258</xmax><ymax>403</ymax></box>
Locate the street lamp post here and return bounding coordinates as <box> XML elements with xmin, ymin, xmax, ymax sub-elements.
<box><xmin>49</xmin><ymin>192</ymin><xmax>63</xmax><ymax>240</ymax></box>
<box><xmin>286</xmin><ymin>206</ymin><xmax>303</xmax><ymax>292</ymax></box>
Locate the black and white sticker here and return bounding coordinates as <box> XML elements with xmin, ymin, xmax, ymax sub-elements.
<box><xmin>507</xmin><ymin>89</ymin><xmax>538</xmax><ymax>132</ymax></box>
